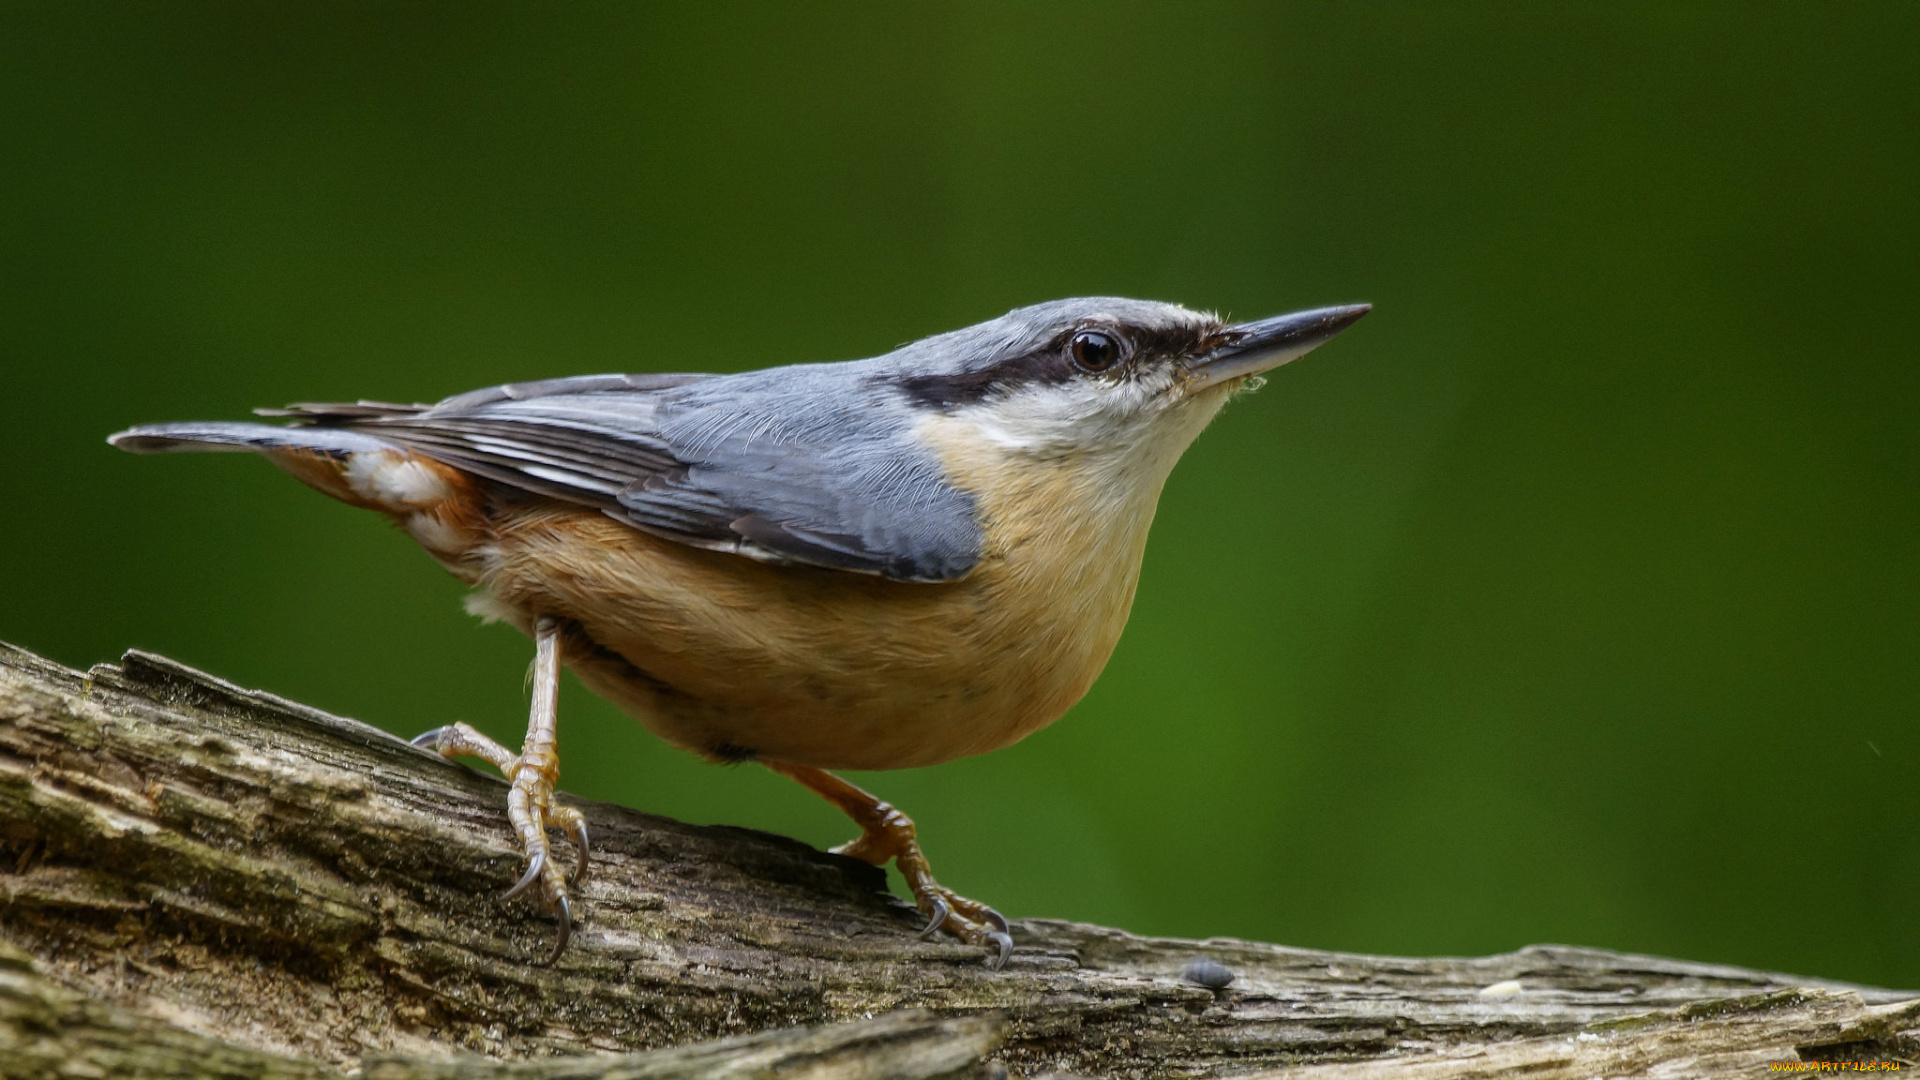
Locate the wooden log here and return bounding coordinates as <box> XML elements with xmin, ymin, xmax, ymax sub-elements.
<box><xmin>0</xmin><ymin>641</ymin><xmax>1913</xmax><ymax>1078</ymax></box>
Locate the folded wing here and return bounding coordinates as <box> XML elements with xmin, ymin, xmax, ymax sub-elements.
<box><xmin>273</xmin><ymin>369</ymin><xmax>982</xmax><ymax>583</ymax></box>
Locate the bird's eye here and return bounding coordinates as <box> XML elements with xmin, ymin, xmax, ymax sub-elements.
<box><xmin>1068</xmin><ymin>330</ymin><xmax>1124</xmax><ymax>372</ymax></box>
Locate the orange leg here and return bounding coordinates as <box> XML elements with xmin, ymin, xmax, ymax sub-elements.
<box><xmin>412</xmin><ymin>614</ymin><xmax>588</xmax><ymax>964</ymax></box>
<box><xmin>764</xmin><ymin>762</ymin><xmax>1012</xmax><ymax>969</ymax></box>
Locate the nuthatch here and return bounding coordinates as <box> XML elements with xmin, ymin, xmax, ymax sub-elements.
<box><xmin>110</xmin><ymin>297</ymin><xmax>1369</xmax><ymax>969</ymax></box>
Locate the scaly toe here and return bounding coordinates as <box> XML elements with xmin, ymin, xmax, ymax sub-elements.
<box><xmin>568</xmin><ymin>821</ymin><xmax>590</xmax><ymax>886</ymax></box>
<box><xmin>554</xmin><ymin>807</ymin><xmax>591</xmax><ymax>887</ymax></box>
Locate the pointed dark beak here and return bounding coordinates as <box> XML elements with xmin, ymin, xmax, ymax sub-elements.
<box><xmin>1187</xmin><ymin>303</ymin><xmax>1371</xmax><ymax>390</ymax></box>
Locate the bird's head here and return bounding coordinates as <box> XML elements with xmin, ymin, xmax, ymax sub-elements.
<box><xmin>888</xmin><ymin>297</ymin><xmax>1369</xmax><ymax>477</ymax></box>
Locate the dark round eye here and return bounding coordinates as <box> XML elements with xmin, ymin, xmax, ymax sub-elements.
<box><xmin>1068</xmin><ymin>329</ymin><xmax>1124</xmax><ymax>372</ymax></box>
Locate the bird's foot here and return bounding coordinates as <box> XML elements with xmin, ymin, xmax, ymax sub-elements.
<box><xmin>901</xmin><ymin>879</ymin><xmax>1013</xmax><ymax>968</ymax></box>
<box><xmin>761</xmin><ymin>761</ymin><xmax>1012</xmax><ymax>968</ymax></box>
<box><xmin>832</xmin><ymin>800</ymin><xmax>1013</xmax><ymax>970</ymax></box>
<box><xmin>412</xmin><ymin>721</ymin><xmax>588</xmax><ymax>964</ymax></box>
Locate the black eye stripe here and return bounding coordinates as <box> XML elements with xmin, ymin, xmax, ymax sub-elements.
<box><xmin>894</xmin><ymin>319</ymin><xmax>1222</xmax><ymax>409</ymax></box>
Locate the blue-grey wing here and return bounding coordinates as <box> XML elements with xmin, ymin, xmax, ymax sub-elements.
<box><xmin>279</xmin><ymin>368</ymin><xmax>981</xmax><ymax>582</ymax></box>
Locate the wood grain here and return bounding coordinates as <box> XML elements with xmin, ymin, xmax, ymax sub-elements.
<box><xmin>0</xmin><ymin>641</ymin><xmax>1912</xmax><ymax>1078</ymax></box>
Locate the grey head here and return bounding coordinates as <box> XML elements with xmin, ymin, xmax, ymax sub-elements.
<box><xmin>862</xmin><ymin>296</ymin><xmax>1370</xmax><ymax>453</ymax></box>
<box><xmin>114</xmin><ymin>297</ymin><xmax>1367</xmax><ymax>584</ymax></box>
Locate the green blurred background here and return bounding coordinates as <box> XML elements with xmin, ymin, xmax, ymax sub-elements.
<box><xmin>3</xmin><ymin>4</ymin><xmax>1915</xmax><ymax>987</ymax></box>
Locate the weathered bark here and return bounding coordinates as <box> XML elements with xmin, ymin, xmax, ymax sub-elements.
<box><xmin>0</xmin><ymin>641</ymin><xmax>1912</xmax><ymax>1078</ymax></box>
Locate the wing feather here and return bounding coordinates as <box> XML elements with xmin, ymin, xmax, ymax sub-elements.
<box><xmin>279</xmin><ymin>369</ymin><xmax>981</xmax><ymax>581</ymax></box>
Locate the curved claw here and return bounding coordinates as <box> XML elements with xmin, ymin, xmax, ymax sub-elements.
<box><xmin>409</xmin><ymin>726</ymin><xmax>449</xmax><ymax>749</ymax></box>
<box><xmin>981</xmin><ymin>907</ymin><xmax>1010</xmax><ymax>936</ymax></box>
<box><xmin>984</xmin><ymin>930</ymin><xmax>1013</xmax><ymax>971</ymax></box>
<box><xmin>502</xmin><ymin>850</ymin><xmax>545</xmax><ymax>901</ymax></box>
<box><xmin>916</xmin><ymin>896</ymin><xmax>950</xmax><ymax>939</ymax></box>
<box><xmin>538</xmin><ymin>895</ymin><xmax>572</xmax><ymax>967</ymax></box>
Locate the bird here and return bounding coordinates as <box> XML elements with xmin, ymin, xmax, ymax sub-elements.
<box><xmin>109</xmin><ymin>296</ymin><xmax>1370</xmax><ymax>969</ymax></box>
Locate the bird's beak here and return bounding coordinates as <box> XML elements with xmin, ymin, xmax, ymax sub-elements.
<box><xmin>1186</xmin><ymin>303</ymin><xmax>1372</xmax><ymax>390</ymax></box>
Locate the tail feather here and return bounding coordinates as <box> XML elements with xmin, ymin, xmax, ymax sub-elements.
<box><xmin>109</xmin><ymin>421</ymin><xmax>485</xmax><ymax>564</ymax></box>
<box><xmin>108</xmin><ymin>422</ymin><xmax>398</xmax><ymax>458</ymax></box>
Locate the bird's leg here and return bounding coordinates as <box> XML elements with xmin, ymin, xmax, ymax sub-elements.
<box><xmin>764</xmin><ymin>761</ymin><xmax>1012</xmax><ymax>970</ymax></box>
<box><xmin>410</xmin><ymin>614</ymin><xmax>587</xmax><ymax>964</ymax></box>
